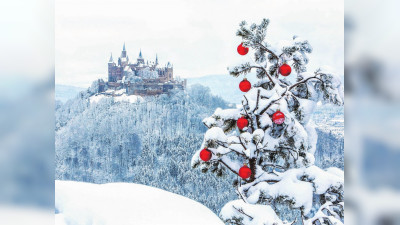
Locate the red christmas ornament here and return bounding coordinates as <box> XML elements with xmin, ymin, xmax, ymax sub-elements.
<box><xmin>237</xmin><ymin>117</ymin><xmax>249</xmax><ymax>130</ymax></box>
<box><xmin>237</xmin><ymin>43</ymin><xmax>249</xmax><ymax>56</ymax></box>
<box><xmin>272</xmin><ymin>111</ymin><xmax>285</xmax><ymax>125</ymax></box>
<box><xmin>239</xmin><ymin>78</ymin><xmax>251</xmax><ymax>92</ymax></box>
<box><xmin>200</xmin><ymin>148</ymin><xmax>212</xmax><ymax>161</ymax></box>
<box><xmin>239</xmin><ymin>165</ymin><xmax>252</xmax><ymax>179</ymax></box>
<box><xmin>279</xmin><ymin>64</ymin><xmax>292</xmax><ymax>76</ymax></box>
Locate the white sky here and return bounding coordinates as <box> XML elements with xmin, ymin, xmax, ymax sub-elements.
<box><xmin>56</xmin><ymin>0</ymin><xmax>343</xmax><ymax>87</ymax></box>
<box><xmin>0</xmin><ymin>0</ymin><xmax>53</xmax><ymax>81</ymax></box>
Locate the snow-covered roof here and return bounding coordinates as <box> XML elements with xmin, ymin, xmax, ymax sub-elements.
<box><xmin>123</xmin><ymin>66</ymin><xmax>132</xmax><ymax>72</ymax></box>
<box><xmin>114</xmin><ymin>89</ymin><xmax>126</xmax><ymax>95</ymax></box>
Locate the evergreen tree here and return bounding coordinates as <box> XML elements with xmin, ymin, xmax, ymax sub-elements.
<box><xmin>192</xmin><ymin>19</ymin><xmax>344</xmax><ymax>225</ymax></box>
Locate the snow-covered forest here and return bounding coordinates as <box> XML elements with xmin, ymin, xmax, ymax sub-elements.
<box><xmin>55</xmin><ymin>83</ymin><xmax>343</xmax><ymax>214</ymax></box>
<box><xmin>56</xmin><ymin>84</ymin><xmax>238</xmax><ymax>212</ymax></box>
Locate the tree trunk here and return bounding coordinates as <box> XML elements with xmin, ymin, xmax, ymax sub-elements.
<box><xmin>249</xmin><ymin>157</ymin><xmax>257</xmax><ymax>182</ymax></box>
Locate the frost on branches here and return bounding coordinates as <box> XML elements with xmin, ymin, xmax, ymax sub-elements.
<box><xmin>191</xmin><ymin>19</ymin><xmax>344</xmax><ymax>225</ymax></box>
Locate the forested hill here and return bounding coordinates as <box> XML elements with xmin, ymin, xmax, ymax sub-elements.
<box><xmin>55</xmin><ymin>84</ymin><xmax>343</xmax><ymax>214</ymax></box>
<box><xmin>55</xmin><ymin>85</ymin><xmax>237</xmax><ymax>213</ymax></box>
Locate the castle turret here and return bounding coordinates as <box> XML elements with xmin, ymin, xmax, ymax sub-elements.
<box><xmin>108</xmin><ymin>53</ymin><xmax>114</xmax><ymax>63</ymax></box>
<box><xmin>108</xmin><ymin>53</ymin><xmax>116</xmax><ymax>82</ymax></box>
<box><xmin>155</xmin><ymin>54</ymin><xmax>158</xmax><ymax>65</ymax></box>
<box><xmin>137</xmin><ymin>49</ymin><xmax>144</xmax><ymax>64</ymax></box>
<box><xmin>121</xmin><ymin>42</ymin><xmax>127</xmax><ymax>58</ymax></box>
<box><xmin>119</xmin><ymin>42</ymin><xmax>129</xmax><ymax>67</ymax></box>
<box><xmin>166</xmin><ymin>61</ymin><xmax>173</xmax><ymax>81</ymax></box>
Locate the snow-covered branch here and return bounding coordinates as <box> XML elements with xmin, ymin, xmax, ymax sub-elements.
<box><xmin>289</xmin><ymin>75</ymin><xmax>324</xmax><ymax>91</ymax></box>
<box><xmin>193</xmin><ymin>18</ymin><xmax>344</xmax><ymax>225</ymax></box>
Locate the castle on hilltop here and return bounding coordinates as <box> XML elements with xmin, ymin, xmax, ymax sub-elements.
<box><xmin>97</xmin><ymin>43</ymin><xmax>186</xmax><ymax>96</ymax></box>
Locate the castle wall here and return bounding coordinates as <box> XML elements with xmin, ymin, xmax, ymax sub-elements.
<box><xmin>108</xmin><ymin>65</ymin><xmax>122</xmax><ymax>82</ymax></box>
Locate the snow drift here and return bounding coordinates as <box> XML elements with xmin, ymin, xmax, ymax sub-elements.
<box><xmin>55</xmin><ymin>180</ymin><xmax>224</xmax><ymax>225</ymax></box>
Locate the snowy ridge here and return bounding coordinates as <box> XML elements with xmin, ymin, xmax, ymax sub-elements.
<box><xmin>55</xmin><ymin>180</ymin><xmax>224</xmax><ymax>225</ymax></box>
<box><xmin>89</xmin><ymin>89</ymin><xmax>144</xmax><ymax>104</ymax></box>
<box><xmin>55</xmin><ymin>85</ymin><xmax>235</xmax><ymax>214</ymax></box>
<box><xmin>89</xmin><ymin>93</ymin><xmax>143</xmax><ymax>104</ymax></box>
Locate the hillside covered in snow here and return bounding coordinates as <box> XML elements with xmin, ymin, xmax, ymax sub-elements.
<box><xmin>55</xmin><ymin>83</ymin><xmax>343</xmax><ymax>215</ymax></box>
<box><xmin>56</xmin><ymin>84</ymin><xmax>236</xmax><ymax>213</ymax></box>
<box><xmin>55</xmin><ymin>180</ymin><xmax>224</xmax><ymax>225</ymax></box>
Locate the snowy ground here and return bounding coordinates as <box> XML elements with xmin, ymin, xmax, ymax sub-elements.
<box><xmin>89</xmin><ymin>92</ymin><xmax>143</xmax><ymax>104</ymax></box>
<box><xmin>55</xmin><ymin>180</ymin><xmax>224</xmax><ymax>225</ymax></box>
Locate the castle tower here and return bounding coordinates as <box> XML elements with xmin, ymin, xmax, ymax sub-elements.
<box><xmin>166</xmin><ymin>62</ymin><xmax>173</xmax><ymax>81</ymax></box>
<box><xmin>121</xmin><ymin>42</ymin><xmax>127</xmax><ymax>58</ymax></box>
<box><xmin>137</xmin><ymin>49</ymin><xmax>144</xmax><ymax>64</ymax></box>
<box><xmin>108</xmin><ymin>53</ymin><xmax>116</xmax><ymax>82</ymax></box>
<box><xmin>119</xmin><ymin>42</ymin><xmax>129</xmax><ymax>67</ymax></box>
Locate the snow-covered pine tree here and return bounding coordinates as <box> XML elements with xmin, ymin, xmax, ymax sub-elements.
<box><xmin>191</xmin><ymin>19</ymin><xmax>344</xmax><ymax>225</ymax></box>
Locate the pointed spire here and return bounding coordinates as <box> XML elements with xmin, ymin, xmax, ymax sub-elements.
<box><xmin>123</xmin><ymin>42</ymin><xmax>126</xmax><ymax>51</ymax></box>
<box><xmin>109</xmin><ymin>53</ymin><xmax>113</xmax><ymax>63</ymax></box>
<box><xmin>155</xmin><ymin>54</ymin><xmax>158</xmax><ymax>65</ymax></box>
<box><xmin>139</xmin><ymin>49</ymin><xmax>143</xmax><ymax>58</ymax></box>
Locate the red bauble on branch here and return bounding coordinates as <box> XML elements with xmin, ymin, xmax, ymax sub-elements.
<box><xmin>239</xmin><ymin>78</ymin><xmax>251</xmax><ymax>92</ymax></box>
<box><xmin>239</xmin><ymin>165</ymin><xmax>251</xmax><ymax>179</ymax></box>
<box><xmin>272</xmin><ymin>111</ymin><xmax>285</xmax><ymax>125</ymax></box>
<box><xmin>237</xmin><ymin>116</ymin><xmax>249</xmax><ymax>130</ymax></box>
<box><xmin>200</xmin><ymin>148</ymin><xmax>212</xmax><ymax>161</ymax></box>
<box><xmin>237</xmin><ymin>43</ymin><xmax>249</xmax><ymax>56</ymax></box>
<box><xmin>279</xmin><ymin>64</ymin><xmax>292</xmax><ymax>76</ymax></box>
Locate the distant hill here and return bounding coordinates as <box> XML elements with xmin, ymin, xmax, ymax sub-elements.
<box><xmin>55</xmin><ymin>84</ymin><xmax>86</xmax><ymax>103</ymax></box>
<box><xmin>186</xmin><ymin>74</ymin><xmax>257</xmax><ymax>104</ymax></box>
<box><xmin>186</xmin><ymin>73</ymin><xmax>303</xmax><ymax>104</ymax></box>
